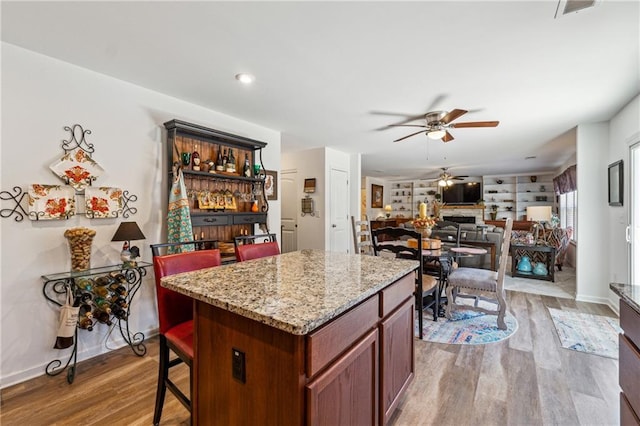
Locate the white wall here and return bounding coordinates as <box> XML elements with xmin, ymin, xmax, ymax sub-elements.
<box><xmin>364</xmin><ymin>176</ymin><xmax>389</xmax><ymax>220</ymax></box>
<box><xmin>282</xmin><ymin>148</ymin><xmax>325</xmax><ymax>250</ymax></box>
<box><xmin>281</xmin><ymin>148</ymin><xmax>358</xmax><ymax>252</ymax></box>
<box><xmin>608</xmin><ymin>94</ymin><xmax>640</xmax><ymax>307</ymax></box>
<box><xmin>575</xmin><ymin>123</ymin><xmax>610</xmax><ymax>304</ymax></box>
<box><xmin>0</xmin><ymin>43</ymin><xmax>281</xmax><ymax>387</ymax></box>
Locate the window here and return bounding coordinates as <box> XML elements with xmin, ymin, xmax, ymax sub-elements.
<box><xmin>558</xmin><ymin>190</ymin><xmax>577</xmax><ymax>241</ymax></box>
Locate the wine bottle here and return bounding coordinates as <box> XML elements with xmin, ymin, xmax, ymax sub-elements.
<box><xmin>78</xmin><ymin>315</ymin><xmax>94</xmax><ymax>331</ymax></box>
<box><xmin>76</xmin><ymin>277</ymin><xmax>94</xmax><ymax>291</ymax></box>
<box><xmin>112</xmin><ymin>285</ymin><xmax>128</xmax><ymax>297</ymax></box>
<box><xmin>79</xmin><ymin>303</ymin><xmax>93</xmax><ymax>319</ymax></box>
<box><xmin>243</xmin><ymin>153</ymin><xmax>251</xmax><ymax>177</ymax></box>
<box><xmin>111</xmin><ymin>295</ymin><xmax>129</xmax><ymax>309</ymax></box>
<box><xmin>227</xmin><ymin>149</ymin><xmax>236</xmax><ymax>173</ymax></box>
<box><xmin>94</xmin><ymin>285</ymin><xmax>110</xmax><ymax>298</ymax></box>
<box><xmin>111</xmin><ymin>304</ymin><xmax>128</xmax><ymax>320</ymax></box>
<box><xmin>222</xmin><ymin>149</ymin><xmax>228</xmax><ymax>169</ymax></box>
<box><xmin>78</xmin><ymin>290</ymin><xmax>93</xmax><ymax>304</ymax></box>
<box><xmin>93</xmin><ymin>297</ymin><xmax>112</xmax><ymax>314</ymax></box>
<box><xmin>216</xmin><ymin>145</ymin><xmax>224</xmax><ymax>171</ymax></box>
<box><xmin>93</xmin><ymin>309</ymin><xmax>113</xmax><ymax>326</ymax></box>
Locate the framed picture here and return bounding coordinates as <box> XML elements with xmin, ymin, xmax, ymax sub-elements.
<box><xmin>608</xmin><ymin>160</ymin><xmax>623</xmax><ymax>206</ymax></box>
<box><xmin>304</xmin><ymin>178</ymin><xmax>316</xmax><ymax>193</ymax></box>
<box><xmin>265</xmin><ymin>170</ymin><xmax>278</xmax><ymax>200</ymax></box>
<box><xmin>371</xmin><ymin>184</ymin><xmax>383</xmax><ymax>208</ymax></box>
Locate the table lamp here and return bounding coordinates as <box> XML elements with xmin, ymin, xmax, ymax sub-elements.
<box><xmin>384</xmin><ymin>205</ymin><xmax>392</xmax><ymax>218</ymax></box>
<box><xmin>111</xmin><ymin>221</ymin><xmax>146</xmax><ymax>266</ymax></box>
<box><xmin>526</xmin><ymin>206</ymin><xmax>552</xmax><ymax>241</ymax></box>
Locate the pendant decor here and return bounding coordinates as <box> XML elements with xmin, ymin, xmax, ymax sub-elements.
<box><xmin>0</xmin><ymin>124</ymin><xmax>139</xmax><ymax>221</ymax></box>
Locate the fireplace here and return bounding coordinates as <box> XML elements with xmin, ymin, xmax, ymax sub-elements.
<box><xmin>443</xmin><ymin>216</ymin><xmax>476</xmax><ymax>224</ymax></box>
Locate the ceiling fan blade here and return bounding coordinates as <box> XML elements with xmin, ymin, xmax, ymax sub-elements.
<box><xmin>387</xmin><ymin>124</ymin><xmax>428</xmax><ymax>128</ymax></box>
<box><xmin>451</xmin><ymin>121</ymin><xmax>500</xmax><ymax>128</ymax></box>
<box><xmin>441</xmin><ymin>109</ymin><xmax>468</xmax><ymax>124</ymax></box>
<box><xmin>442</xmin><ymin>131</ymin><xmax>455</xmax><ymax>142</ymax></box>
<box><xmin>394</xmin><ymin>130</ymin><xmax>426</xmax><ymax>142</ymax></box>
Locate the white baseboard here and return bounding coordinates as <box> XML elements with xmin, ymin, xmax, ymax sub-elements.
<box><xmin>1</xmin><ymin>327</ymin><xmax>159</xmax><ymax>389</ymax></box>
<box><xmin>575</xmin><ymin>293</ymin><xmax>611</xmax><ymax>306</ymax></box>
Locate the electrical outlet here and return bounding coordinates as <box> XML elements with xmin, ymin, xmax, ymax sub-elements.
<box><xmin>232</xmin><ymin>348</ymin><xmax>246</xmax><ymax>383</ymax></box>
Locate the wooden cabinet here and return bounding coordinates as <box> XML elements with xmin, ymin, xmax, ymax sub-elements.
<box><xmin>620</xmin><ymin>299</ymin><xmax>640</xmax><ymax>424</ymax></box>
<box><xmin>192</xmin><ymin>272</ymin><xmax>414</xmax><ymax>425</ymax></box>
<box><xmin>379</xmin><ymin>297</ymin><xmax>414</xmax><ymax>424</ymax></box>
<box><xmin>164</xmin><ymin>120</ymin><xmax>268</xmax><ymax>259</ymax></box>
<box><xmin>306</xmin><ymin>329</ymin><xmax>379</xmax><ymax>426</ymax></box>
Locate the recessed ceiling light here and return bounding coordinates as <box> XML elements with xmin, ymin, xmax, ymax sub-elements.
<box><xmin>235</xmin><ymin>73</ymin><xmax>255</xmax><ymax>84</ymax></box>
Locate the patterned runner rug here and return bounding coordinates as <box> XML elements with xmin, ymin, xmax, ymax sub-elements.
<box><xmin>547</xmin><ymin>307</ymin><xmax>621</xmax><ymax>359</ymax></box>
<box><xmin>418</xmin><ymin>309</ymin><xmax>518</xmax><ymax>345</ymax></box>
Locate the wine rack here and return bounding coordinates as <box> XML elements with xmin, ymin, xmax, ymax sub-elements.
<box><xmin>42</xmin><ymin>262</ymin><xmax>150</xmax><ymax>384</ymax></box>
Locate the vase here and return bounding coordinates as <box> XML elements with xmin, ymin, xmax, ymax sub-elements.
<box><xmin>417</xmin><ymin>227</ymin><xmax>432</xmax><ymax>238</ymax></box>
<box><xmin>64</xmin><ymin>227</ymin><xmax>96</xmax><ymax>272</ymax></box>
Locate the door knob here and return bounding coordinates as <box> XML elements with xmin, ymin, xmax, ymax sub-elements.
<box><xmin>332</xmin><ymin>224</ymin><xmax>337</xmax><ymax>228</ymax></box>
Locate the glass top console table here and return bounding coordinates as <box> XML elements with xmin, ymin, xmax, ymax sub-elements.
<box><xmin>41</xmin><ymin>261</ymin><xmax>151</xmax><ymax>383</ymax></box>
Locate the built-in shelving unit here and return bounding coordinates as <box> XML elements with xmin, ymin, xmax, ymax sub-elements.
<box><xmin>389</xmin><ymin>180</ymin><xmax>439</xmax><ymax>218</ymax></box>
<box><xmin>483</xmin><ymin>173</ymin><xmax>554</xmax><ymax>221</ymax></box>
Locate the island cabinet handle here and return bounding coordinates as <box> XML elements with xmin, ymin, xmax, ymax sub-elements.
<box><xmin>203</xmin><ymin>217</ymin><xmax>218</xmax><ymax>223</ymax></box>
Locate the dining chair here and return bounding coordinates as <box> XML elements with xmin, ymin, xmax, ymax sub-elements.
<box><xmin>351</xmin><ymin>215</ymin><xmax>373</xmax><ymax>255</ymax></box>
<box><xmin>445</xmin><ymin>218</ymin><xmax>513</xmax><ymax>329</ymax></box>
<box><xmin>150</xmin><ymin>243</ymin><xmax>222</xmax><ymax>426</ymax></box>
<box><xmin>372</xmin><ymin>226</ymin><xmax>438</xmax><ymax>339</ymax></box>
<box><xmin>234</xmin><ymin>233</ymin><xmax>280</xmax><ymax>262</ymax></box>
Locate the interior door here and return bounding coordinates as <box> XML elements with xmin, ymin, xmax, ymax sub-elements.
<box><xmin>330</xmin><ymin>168</ymin><xmax>349</xmax><ymax>253</ymax></box>
<box><xmin>281</xmin><ymin>170</ymin><xmax>298</xmax><ymax>253</ymax></box>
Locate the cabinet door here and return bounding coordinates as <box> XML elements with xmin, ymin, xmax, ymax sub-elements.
<box><xmin>379</xmin><ymin>298</ymin><xmax>414</xmax><ymax>425</ymax></box>
<box><xmin>306</xmin><ymin>329</ymin><xmax>379</xmax><ymax>426</ymax></box>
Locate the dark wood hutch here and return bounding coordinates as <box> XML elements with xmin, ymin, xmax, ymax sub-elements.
<box><xmin>164</xmin><ymin>120</ymin><xmax>269</xmax><ymax>260</ymax></box>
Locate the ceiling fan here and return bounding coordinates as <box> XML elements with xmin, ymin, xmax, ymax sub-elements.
<box><xmin>431</xmin><ymin>168</ymin><xmax>468</xmax><ymax>187</ymax></box>
<box><xmin>391</xmin><ymin>109</ymin><xmax>499</xmax><ymax>143</ymax></box>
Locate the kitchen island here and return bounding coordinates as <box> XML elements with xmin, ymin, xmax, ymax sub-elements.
<box><xmin>610</xmin><ymin>283</ymin><xmax>640</xmax><ymax>425</ymax></box>
<box><xmin>162</xmin><ymin>249</ymin><xmax>419</xmax><ymax>425</ymax></box>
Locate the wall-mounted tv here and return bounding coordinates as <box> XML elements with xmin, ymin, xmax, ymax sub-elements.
<box><xmin>441</xmin><ymin>182</ymin><xmax>482</xmax><ymax>205</ymax></box>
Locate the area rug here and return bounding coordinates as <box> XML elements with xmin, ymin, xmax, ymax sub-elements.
<box><xmin>547</xmin><ymin>308</ymin><xmax>622</xmax><ymax>359</ymax></box>
<box><xmin>417</xmin><ymin>309</ymin><xmax>518</xmax><ymax>345</ymax></box>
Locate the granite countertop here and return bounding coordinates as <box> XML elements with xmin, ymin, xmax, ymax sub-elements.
<box><xmin>610</xmin><ymin>282</ymin><xmax>640</xmax><ymax>313</ymax></box>
<box><xmin>161</xmin><ymin>249</ymin><xmax>418</xmax><ymax>335</ymax></box>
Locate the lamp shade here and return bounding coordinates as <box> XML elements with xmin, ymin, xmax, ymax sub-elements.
<box><xmin>111</xmin><ymin>222</ymin><xmax>146</xmax><ymax>242</ymax></box>
<box><xmin>526</xmin><ymin>206</ymin><xmax>552</xmax><ymax>222</ymax></box>
<box><xmin>384</xmin><ymin>205</ymin><xmax>392</xmax><ymax>212</ymax></box>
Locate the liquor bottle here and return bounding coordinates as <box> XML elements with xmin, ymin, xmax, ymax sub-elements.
<box><xmin>216</xmin><ymin>146</ymin><xmax>224</xmax><ymax>171</ymax></box>
<box><xmin>227</xmin><ymin>149</ymin><xmax>236</xmax><ymax>173</ymax></box>
<box><xmin>243</xmin><ymin>153</ymin><xmax>251</xmax><ymax>177</ymax></box>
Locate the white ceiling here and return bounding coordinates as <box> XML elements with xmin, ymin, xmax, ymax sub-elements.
<box><xmin>2</xmin><ymin>1</ymin><xmax>639</xmax><ymax>180</ymax></box>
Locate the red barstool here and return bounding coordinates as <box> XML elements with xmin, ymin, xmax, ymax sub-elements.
<box><xmin>151</xmin><ymin>245</ymin><xmax>221</xmax><ymax>426</ymax></box>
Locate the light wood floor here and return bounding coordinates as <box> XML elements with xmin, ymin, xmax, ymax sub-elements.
<box><xmin>1</xmin><ymin>291</ymin><xmax>619</xmax><ymax>426</ymax></box>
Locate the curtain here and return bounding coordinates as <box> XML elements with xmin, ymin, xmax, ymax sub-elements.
<box><xmin>553</xmin><ymin>165</ymin><xmax>577</xmax><ymax>195</ymax></box>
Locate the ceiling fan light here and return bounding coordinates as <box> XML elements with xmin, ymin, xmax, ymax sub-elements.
<box><xmin>438</xmin><ymin>179</ymin><xmax>447</xmax><ymax>187</ymax></box>
<box><xmin>446</xmin><ymin>179</ymin><xmax>453</xmax><ymax>186</ymax></box>
<box><xmin>427</xmin><ymin>129</ymin><xmax>446</xmax><ymax>140</ymax></box>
